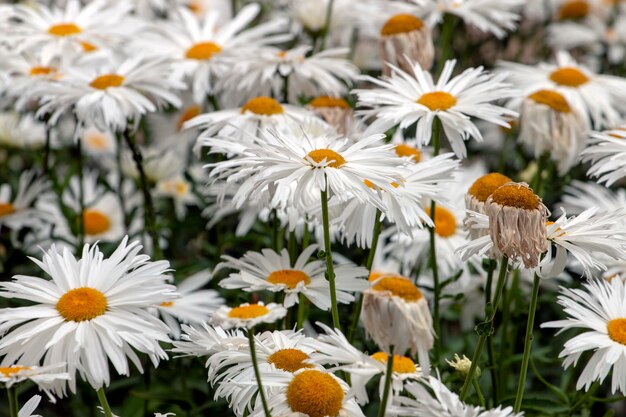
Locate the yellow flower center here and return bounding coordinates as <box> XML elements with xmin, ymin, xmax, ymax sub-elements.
<box><xmin>286</xmin><ymin>370</ymin><xmax>344</xmax><ymax>417</ymax></box>
<box><xmin>0</xmin><ymin>203</ymin><xmax>16</xmax><ymax>217</ymax></box>
<box><xmin>80</xmin><ymin>40</ymin><xmax>97</xmax><ymax>52</ymax></box>
<box><xmin>371</xmin><ymin>352</ymin><xmax>417</xmax><ymax>374</ymax></box>
<box><xmin>56</xmin><ymin>287</ymin><xmax>107</xmax><ymax>322</ymax></box>
<box><xmin>468</xmin><ymin>173</ymin><xmax>512</xmax><ymax>203</ymax></box>
<box><xmin>372</xmin><ymin>276</ymin><xmax>423</xmax><ymax>301</ymax></box>
<box><xmin>490</xmin><ymin>183</ymin><xmax>540</xmax><ymax>210</ymax></box>
<box><xmin>306</xmin><ymin>149</ymin><xmax>346</xmax><ymax>168</ymax></box>
<box><xmin>426</xmin><ymin>206</ymin><xmax>457</xmax><ymax>237</ymax></box>
<box><xmin>160</xmin><ymin>301</ymin><xmax>174</xmax><ymax>307</ymax></box>
<box><xmin>381</xmin><ymin>14</ymin><xmax>424</xmax><ymax>36</ymax></box>
<box><xmin>0</xmin><ymin>366</ymin><xmax>31</xmax><ymax>377</ymax></box>
<box><xmin>395</xmin><ymin>144</ymin><xmax>421</xmax><ymax>162</ymax></box>
<box><xmin>29</xmin><ymin>66</ymin><xmax>57</xmax><ymax>77</ymax></box>
<box><xmin>268</xmin><ymin>349</ymin><xmax>314</xmax><ymax>372</ymax></box>
<box><xmin>89</xmin><ymin>74</ymin><xmax>124</xmax><ymax>90</ymax></box>
<box><xmin>240</xmin><ymin>97</ymin><xmax>284</xmax><ymax>115</ymax></box>
<box><xmin>549</xmin><ymin>67</ymin><xmax>589</xmax><ymax>87</ymax></box>
<box><xmin>528</xmin><ymin>90</ymin><xmax>572</xmax><ymax>113</ymax></box>
<box><xmin>85</xmin><ymin>132</ymin><xmax>109</xmax><ymax>151</ymax></box>
<box><xmin>267</xmin><ymin>270</ymin><xmax>311</xmax><ymax>289</ymax></box>
<box><xmin>368</xmin><ymin>271</ymin><xmax>387</xmax><ymax>282</ymax></box>
<box><xmin>185</xmin><ymin>41</ymin><xmax>222</xmax><ymax>60</ymax></box>
<box><xmin>227</xmin><ymin>304</ymin><xmax>270</xmax><ymax>319</ymax></box>
<box><xmin>83</xmin><ymin>209</ymin><xmax>111</xmax><ymax>235</ymax></box>
<box><xmin>177</xmin><ymin>105</ymin><xmax>202</xmax><ymax>131</ymax></box>
<box><xmin>608</xmin><ymin>318</ymin><xmax>626</xmax><ymax>345</ymax></box>
<box><xmin>309</xmin><ymin>96</ymin><xmax>350</xmax><ymax>109</ymax></box>
<box><xmin>48</xmin><ymin>23</ymin><xmax>81</xmax><ymax>37</ymax></box>
<box><xmin>417</xmin><ymin>91</ymin><xmax>457</xmax><ymax>111</ymax></box>
<box><xmin>558</xmin><ymin>0</ymin><xmax>589</xmax><ymax>20</ymax></box>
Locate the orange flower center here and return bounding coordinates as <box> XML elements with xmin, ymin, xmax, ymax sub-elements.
<box><xmin>0</xmin><ymin>366</ymin><xmax>31</xmax><ymax>377</ymax></box>
<box><xmin>417</xmin><ymin>91</ymin><xmax>457</xmax><ymax>111</ymax></box>
<box><xmin>177</xmin><ymin>105</ymin><xmax>202</xmax><ymax>131</ymax></box>
<box><xmin>48</xmin><ymin>23</ymin><xmax>81</xmax><ymax>37</ymax></box>
<box><xmin>80</xmin><ymin>41</ymin><xmax>98</xmax><ymax>52</ymax></box>
<box><xmin>286</xmin><ymin>370</ymin><xmax>344</xmax><ymax>417</ymax></box>
<box><xmin>160</xmin><ymin>301</ymin><xmax>174</xmax><ymax>307</ymax></box>
<box><xmin>56</xmin><ymin>288</ymin><xmax>107</xmax><ymax>322</ymax></box>
<box><xmin>426</xmin><ymin>206</ymin><xmax>457</xmax><ymax>237</ymax></box>
<box><xmin>371</xmin><ymin>352</ymin><xmax>417</xmax><ymax>374</ymax></box>
<box><xmin>528</xmin><ymin>90</ymin><xmax>571</xmax><ymax>113</ymax></box>
<box><xmin>186</xmin><ymin>41</ymin><xmax>222</xmax><ymax>60</ymax></box>
<box><xmin>240</xmin><ymin>97</ymin><xmax>284</xmax><ymax>115</ymax></box>
<box><xmin>267</xmin><ymin>270</ymin><xmax>311</xmax><ymax>289</ymax></box>
<box><xmin>309</xmin><ymin>96</ymin><xmax>350</xmax><ymax>109</ymax></box>
<box><xmin>268</xmin><ymin>349</ymin><xmax>314</xmax><ymax>372</ymax></box>
<box><xmin>83</xmin><ymin>209</ymin><xmax>111</xmax><ymax>235</ymax></box>
<box><xmin>227</xmin><ymin>304</ymin><xmax>270</xmax><ymax>319</ymax></box>
<box><xmin>84</xmin><ymin>132</ymin><xmax>110</xmax><ymax>151</ymax></box>
<box><xmin>0</xmin><ymin>203</ymin><xmax>15</xmax><ymax>217</ymax></box>
<box><xmin>549</xmin><ymin>67</ymin><xmax>589</xmax><ymax>87</ymax></box>
<box><xmin>381</xmin><ymin>14</ymin><xmax>424</xmax><ymax>36</ymax></box>
<box><xmin>608</xmin><ymin>318</ymin><xmax>626</xmax><ymax>345</ymax></box>
<box><xmin>372</xmin><ymin>276</ymin><xmax>423</xmax><ymax>301</ymax></box>
<box><xmin>468</xmin><ymin>173</ymin><xmax>512</xmax><ymax>203</ymax></box>
<box><xmin>90</xmin><ymin>74</ymin><xmax>124</xmax><ymax>90</ymax></box>
<box><xmin>395</xmin><ymin>144</ymin><xmax>421</xmax><ymax>162</ymax></box>
<box><xmin>490</xmin><ymin>183</ymin><xmax>540</xmax><ymax>210</ymax></box>
<box><xmin>29</xmin><ymin>66</ymin><xmax>57</xmax><ymax>77</ymax></box>
<box><xmin>558</xmin><ymin>0</ymin><xmax>589</xmax><ymax>20</ymax></box>
<box><xmin>306</xmin><ymin>149</ymin><xmax>346</xmax><ymax>168</ymax></box>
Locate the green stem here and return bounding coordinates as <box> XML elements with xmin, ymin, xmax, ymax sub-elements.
<box><xmin>77</xmin><ymin>139</ymin><xmax>85</xmax><ymax>252</ymax></box>
<box><xmin>436</xmin><ymin>14</ymin><xmax>456</xmax><ymax>75</ymax></box>
<box><xmin>318</xmin><ymin>0</ymin><xmax>334</xmax><ymax>52</ymax></box>
<box><xmin>513</xmin><ymin>273</ymin><xmax>541</xmax><ymax>413</ymax></box>
<box><xmin>377</xmin><ymin>353</ymin><xmax>394</xmax><ymax>417</ymax></box>
<box><xmin>485</xmin><ymin>259</ymin><xmax>498</xmax><ymax>404</ymax></box>
<box><xmin>498</xmin><ymin>268</ymin><xmax>518</xmax><ymax>399</ymax></box>
<box><xmin>97</xmin><ymin>388</ymin><xmax>114</xmax><ymax>417</ymax></box>
<box><xmin>296</xmin><ymin>293</ymin><xmax>307</xmax><ymax>329</ymax></box>
<box><xmin>348</xmin><ymin>209</ymin><xmax>382</xmax><ymax>343</ymax></box>
<box><xmin>428</xmin><ymin>119</ymin><xmax>442</xmax><ymax>364</ymax></box>
<box><xmin>288</xmin><ymin>230</ymin><xmax>297</xmax><ymax>264</ymax></box>
<box><xmin>123</xmin><ymin>127</ymin><xmax>163</xmax><ymax>260</ymax></box>
<box><xmin>472</xmin><ymin>377</ymin><xmax>486</xmax><ymax>408</ymax></box>
<box><xmin>532</xmin><ymin>153</ymin><xmax>549</xmax><ymax>194</ymax></box>
<box><xmin>42</xmin><ymin>121</ymin><xmax>51</xmax><ymax>175</ymax></box>
<box><xmin>320</xmin><ymin>184</ymin><xmax>340</xmax><ymax>329</ymax></box>
<box><xmin>7</xmin><ymin>386</ymin><xmax>18</xmax><ymax>417</ymax></box>
<box><xmin>248</xmin><ymin>329</ymin><xmax>272</xmax><ymax>417</ymax></box>
<box><xmin>460</xmin><ymin>256</ymin><xmax>508</xmax><ymax>400</ymax></box>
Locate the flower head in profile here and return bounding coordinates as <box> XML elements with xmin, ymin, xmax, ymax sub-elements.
<box><xmin>582</xmin><ymin>127</ymin><xmax>626</xmax><ymax>186</ymax></box>
<box><xmin>211</xmin><ymin>302</ymin><xmax>287</xmax><ymax>329</ymax></box>
<box><xmin>0</xmin><ymin>364</ymin><xmax>69</xmax><ymax>402</ymax></box>
<box><xmin>379</xmin><ymin>14</ymin><xmax>434</xmax><ymax>74</ymax></box>
<box><xmin>0</xmin><ymin>170</ymin><xmax>50</xmax><ymax>232</ymax></box>
<box><xmin>355</xmin><ymin>59</ymin><xmax>517</xmax><ymax>158</ymax></box>
<box><xmin>0</xmin><ymin>237</ymin><xmax>175</xmax><ymax>397</ymax></box>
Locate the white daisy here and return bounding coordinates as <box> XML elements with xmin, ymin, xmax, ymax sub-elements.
<box><xmin>211</xmin><ymin>302</ymin><xmax>287</xmax><ymax>329</ymax></box>
<box><xmin>0</xmin><ymin>170</ymin><xmax>50</xmax><ymax>232</ymax></box>
<box><xmin>559</xmin><ymin>180</ymin><xmax>626</xmax><ymax>215</ymax></box>
<box><xmin>218</xmin><ymin>245</ymin><xmax>369</xmax><ymax>311</ymax></box>
<box><xmin>0</xmin><ymin>237</ymin><xmax>175</xmax><ymax>396</ymax></box>
<box><xmin>172</xmin><ymin>322</ymin><xmax>247</xmax><ymax>358</ymax></box>
<box><xmin>0</xmin><ymin>364</ymin><xmax>69</xmax><ymax>402</ymax></box>
<box><xmin>355</xmin><ymin>59</ymin><xmax>517</xmax><ymax>158</ymax></box>
<box><xmin>79</xmin><ymin>125</ymin><xmax>116</xmax><ymax>157</ymax></box>
<box><xmin>541</xmin><ymin>278</ymin><xmax>626</xmax><ymax>395</ymax></box>
<box><xmin>582</xmin><ymin>127</ymin><xmax>626</xmax><ymax>186</ymax></box>
<box><xmin>155</xmin><ymin>175</ymin><xmax>200</xmax><ymax>220</ymax></box>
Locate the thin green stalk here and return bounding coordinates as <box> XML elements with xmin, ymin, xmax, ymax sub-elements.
<box><xmin>436</xmin><ymin>14</ymin><xmax>456</xmax><ymax>75</ymax></box>
<box><xmin>348</xmin><ymin>209</ymin><xmax>382</xmax><ymax>343</ymax></box>
<box><xmin>485</xmin><ymin>259</ymin><xmax>498</xmax><ymax>404</ymax></box>
<box><xmin>514</xmin><ymin>273</ymin><xmax>541</xmax><ymax>413</ymax></box>
<box><xmin>429</xmin><ymin>119</ymin><xmax>442</xmax><ymax>363</ymax></box>
<box><xmin>460</xmin><ymin>256</ymin><xmax>509</xmax><ymax>400</ymax></box>
<box><xmin>318</xmin><ymin>0</ymin><xmax>335</xmax><ymax>52</ymax></box>
<box><xmin>288</xmin><ymin>231</ymin><xmax>297</xmax><ymax>264</ymax></box>
<box><xmin>248</xmin><ymin>329</ymin><xmax>272</xmax><ymax>417</ymax></box>
<box><xmin>377</xmin><ymin>353</ymin><xmax>394</xmax><ymax>417</ymax></box>
<box><xmin>77</xmin><ymin>139</ymin><xmax>85</xmax><ymax>252</ymax></box>
<box><xmin>7</xmin><ymin>386</ymin><xmax>18</xmax><ymax>417</ymax></box>
<box><xmin>532</xmin><ymin>153</ymin><xmax>549</xmax><ymax>194</ymax></box>
<box><xmin>472</xmin><ymin>377</ymin><xmax>486</xmax><ymax>408</ymax></box>
<box><xmin>320</xmin><ymin>183</ymin><xmax>340</xmax><ymax>329</ymax></box>
<box><xmin>97</xmin><ymin>388</ymin><xmax>114</xmax><ymax>417</ymax></box>
<box><xmin>296</xmin><ymin>293</ymin><xmax>307</xmax><ymax>329</ymax></box>
<box><xmin>499</xmin><ymin>268</ymin><xmax>518</xmax><ymax>398</ymax></box>
<box><xmin>42</xmin><ymin>121</ymin><xmax>51</xmax><ymax>175</ymax></box>
<box><xmin>123</xmin><ymin>128</ymin><xmax>163</xmax><ymax>260</ymax></box>
<box><xmin>115</xmin><ymin>134</ymin><xmax>129</xmax><ymax>230</ymax></box>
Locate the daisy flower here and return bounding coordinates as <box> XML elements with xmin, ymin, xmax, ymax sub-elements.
<box><xmin>0</xmin><ymin>112</ymin><xmax>47</xmax><ymax>149</ymax></box>
<box><xmin>211</xmin><ymin>302</ymin><xmax>287</xmax><ymax>329</ymax></box>
<box><xmin>155</xmin><ymin>175</ymin><xmax>200</xmax><ymax>220</ymax></box>
<box><xmin>379</xmin><ymin>13</ymin><xmax>434</xmax><ymax>75</ymax></box>
<box><xmin>156</xmin><ymin>269</ymin><xmax>224</xmax><ymax>339</ymax></box>
<box><xmin>559</xmin><ymin>180</ymin><xmax>626</xmax><ymax>215</ymax></box>
<box><xmin>355</xmin><ymin>59</ymin><xmax>517</xmax><ymax>158</ymax></box>
<box><xmin>172</xmin><ymin>322</ymin><xmax>247</xmax><ymax>358</ymax></box>
<box><xmin>0</xmin><ymin>170</ymin><xmax>50</xmax><ymax>232</ymax></box>
<box><xmin>0</xmin><ymin>364</ymin><xmax>69</xmax><ymax>401</ymax></box>
<box><xmin>158</xmin><ymin>4</ymin><xmax>290</xmax><ymax>103</ymax></box>
<box><xmin>218</xmin><ymin>245</ymin><xmax>369</xmax><ymax>311</ymax></box>
<box><xmin>219</xmin><ymin>46</ymin><xmax>359</xmax><ymax>104</ymax></box>
<box><xmin>582</xmin><ymin>127</ymin><xmax>626</xmax><ymax>186</ymax></box>
<box><xmin>0</xmin><ymin>237</ymin><xmax>175</xmax><ymax>396</ymax></box>
<box><xmin>37</xmin><ymin>54</ymin><xmax>185</xmax><ymax>130</ymax></box>
<box><xmin>541</xmin><ymin>278</ymin><xmax>626</xmax><ymax>395</ymax></box>
<box><xmin>79</xmin><ymin>125</ymin><xmax>117</xmax><ymax>157</ymax></box>
<box><xmin>499</xmin><ymin>50</ymin><xmax>626</xmax><ymax>129</ymax></box>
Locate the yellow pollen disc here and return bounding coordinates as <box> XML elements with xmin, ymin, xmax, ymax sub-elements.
<box><xmin>371</xmin><ymin>352</ymin><xmax>417</xmax><ymax>374</ymax></box>
<box><xmin>364</xmin><ymin>179</ymin><xmax>376</xmax><ymax>189</ymax></box>
<box><xmin>309</xmin><ymin>96</ymin><xmax>350</xmax><ymax>109</ymax></box>
<box><xmin>468</xmin><ymin>173</ymin><xmax>512</xmax><ymax>203</ymax></box>
<box><xmin>426</xmin><ymin>206</ymin><xmax>457</xmax><ymax>237</ymax></box>
<box><xmin>185</xmin><ymin>41</ymin><xmax>222</xmax><ymax>60</ymax></box>
<box><xmin>29</xmin><ymin>66</ymin><xmax>56</xmax><ymax>76</ymax></box>
<box><xmin>490</xmin><ymin>183</ymin><xmax>540</xmax><ymax>210</ymax></box>
<box><xmin>306</xmin><ymin>149</ymin><xmax>346</xmax><ymax>168</ymax></box>
<box><xmin>160</xmin><ymin>301</ymin><xmax>174</xmax><ymax>307</ymax></box>
<box><xmin>267</xmin><ymin>269</ymin><xmax>311</xmax><ymax>289</ymax></box>
<box><xmin>90</xmin><ymin>74</ymin><xmax>124</xmax><ymax>90</ymax></box>
<box><xmin>417</xmin><ymin>91</ymin><xmax>457</xmax><ymax>111</ymax></box>
<box><xmin>240</xmin><ymin>97</ymin><xmax>284</xmax><ymax>115</ymax></box>
<box><xmin>85</xmin><ymin>132</ymin><xmax>109</xmax><ymax>151</ymax></box>
<box><xmin>83</xmin><ymin>209</ymin><xmax>111</xmax><ymax>235</ymax></box>
<box><xmin>187</xmin><ymin>0</ymin><xmax>202</xmax><ymax>14</ymax></box>
<box><xmin>549</xmin><ymin>67</ymin><xmax>589</xmax><ymax>87</ymax></box>
<box><xmin>558</xmin><ymin>0</ymin><xmax>589</xmax><ymax>20</ymax></box>
<box><xmin>227</xmin><ymin>304</ymin><xmax>270</xmax><ymax>319</ymax></box>
<box><xmin>528</xmin><ymin>89</ymin><xmax>571</xmax><ymax>113</ymax></box>
<box><xmin>56</xmin><ymin>287</ymin><xmax>107</xmax><ymax>322</ymax></box>
<box><xmin>80</xmin><ymin>41</ymin><xmax>97</xmax><ymax>52</ymax></box>
<box><xmin>395</xmin><ymin>144</ymin><xmax>421</xmax><ymax>162</ymax></box>
<box><xmin>381</xmin><ymin>14</ymin><xmax>424</xmax><ymax>36</ymax></box>
<box><xmin>268</xmin><ymin>349</ymin><xmax>314</xmax><ymax>372</ymax></box>
<box><xmin>0</xmin><ymin>203</ymin><xmax>15</xmax><ymax>217</ymax></box>
<box><xmin>608</xmin><ymin>318</ymin><xmax>626</xmax><ymax>345</ymax></box>
<box><xmin>0</xmin><ymin>366</ymin><xmax>31</xmax><ymax>377</ymax></box>
<box><xmin>177</xmin><ymin>105</ymin><xmax>202</xmax><ymax>131</ymax></box>
<box><xmin>368</xmin><ymin>271</ymin><xmax>387</xmax><ymax>282</ymax></box>
<box><xmin>48</xmin><ymin>23</ymin><xmax>81</xmax><ymax>36</ymax></box>
<box><xmin>276</xmin><ymin>50</ymin><xmax>288</xmax><ymax>58</ymax></box>
<box><xmin>372</xmin><ymin>276</ymin><xmax>423</xmax><ymax>301</ymax></box>
<box><xmin>286</xmin><ymin>370</ymin><xmax>344</xmax><ymax>417</ymax></box>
